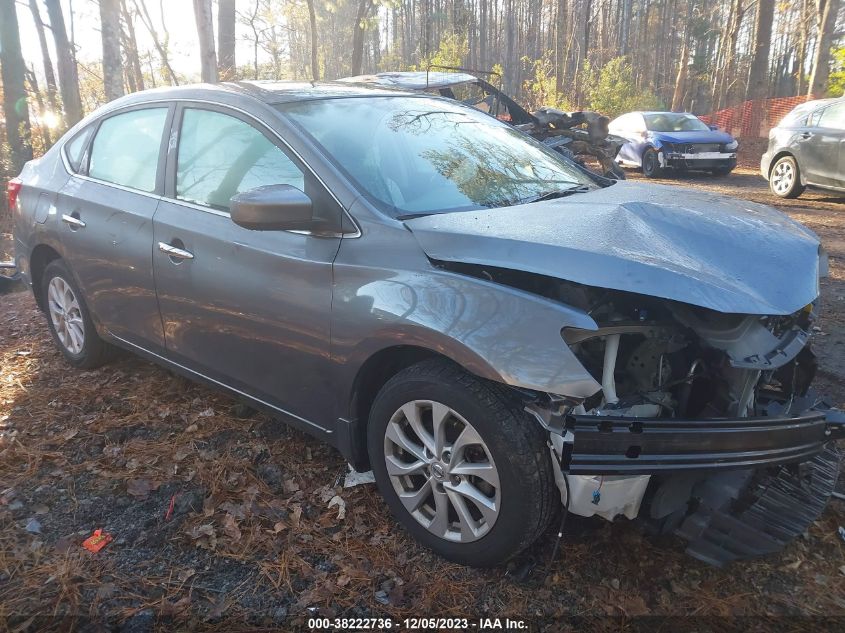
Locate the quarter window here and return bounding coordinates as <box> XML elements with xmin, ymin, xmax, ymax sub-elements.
<box><xmin>176</xmin><ymin>108</ymin><xmax>304</xmax><ymax>210</ymax></box>
<box><xmin>64</xmin><ymin>125</ymin><xmax>94</xmax><ymax>173</ymax></box>
<box><xmin>88</xmin><ymin>108</ymin><xmax>168</xmax><ymax>192</ymax></box>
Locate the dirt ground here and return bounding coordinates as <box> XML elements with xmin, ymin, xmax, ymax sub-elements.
<box><xmin>2</xmin><ymin>163</ymin><xmax>845</xmax><ymax>631</ymax></box>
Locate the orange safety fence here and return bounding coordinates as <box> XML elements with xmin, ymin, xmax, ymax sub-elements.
<box><xmin>699</xmin><ymin>95</ymin><xmax>815</xmax><ymax>138</ymax></box>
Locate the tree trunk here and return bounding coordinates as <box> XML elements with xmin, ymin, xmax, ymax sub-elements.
<box><xmin>28</xmin><ymin>0</ymin><xmax>59</xmax><ymax>112</ymax></box>
<box><xmin>0</xmin><ymin>0</ymin><xmax>34</xmax><ymax>174</ymax></box>
<box><xmin>306</xmin><ymin>0</ymin><xmax>320</xmax><ymax>80</ymax></box>
<box><xmin>192</xmin><ymin>0</ymin><xmax>218</xmax><ymax>83</ymax></box>
<box><xmin>134</xmin><ymin>0</ymin><xmax>179</xmax><ymax>85</ymax></box>
<box><xmin>45</xmin><ymin>0</ymin><xmax>84</xmax><ymax>126</ymax></box>
<box><xmin>808</xmin><ymin>0</ymin><xmax>840</xmax><ymax>97</ymax></box>
<box><xmin>218</xmin><ymin>0</ymin><xmax>236</xmax><ymax>80</ymax></box>
<box><xmin>121</xmin><ymin>0</ymin><xmax>145</xmax><ymax>92</ymax></box>
<box><xmin>745</xmin><ymin>0</ymin><xmax>775</xmax><ymax>137</ymax></box>
<box><xmin>583</xmin><ymin>0</ymin><xmax>592</xmax><ymax>69</ymax></box>
<box><xmin>746</xmin><ymin>0</ymin><xmax>775</xmax><ymax>103</ymax></box>
<box><xmin>351</xmin><ymin>0</ymin><xmax>374</xmax><ymax>76</ymax></box>
<box><xmin>100</xmin><ymin>0</ymin><xmax>124</xmax><ymax>101</ymax></box>
<box><xmin>796</xmin><ymin>0</ymin><xmax>810</xmax><ymax>95</ymax></box>
<box><xmin>25</xmin><ymin>66</ymin><xmax>52</xmax><ymax>149</ymax></box>
<box><xmin>672</xmin><ymin>38</ymin><xmax>690</xmax><ymax>111</ymax></box>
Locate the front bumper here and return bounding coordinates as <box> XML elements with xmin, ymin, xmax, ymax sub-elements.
<box><xmin>662</xmin><ymin>150</ymin><xmax>736</xmax><ymax>169</ymax></box>
<box><xmin>560</xmin><ymin>409</ymin><xmax>844</xmax><ymax>475</ymax></box>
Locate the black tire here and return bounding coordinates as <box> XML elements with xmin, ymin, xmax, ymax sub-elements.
<box><xmin>641</xmin><ymin>147</ymin><xmax>663</xmax><ymax>178</ymax></box>
<box><xmin>41</xmin><ymin>259</ymin><xmax>115</xmax><ymax>369</ymax></box>
<box><xmin>769</xmin><ymin>155</ymin><xmax>805</xmax><ymax>199</ymax></box>
<box><xmin>367</xmin><ymin>359</ymin><xmax>557</xmax><ymax>567</ymax></box>
<box><xmin>606</xmin><ymin>163</ymin><xmax>626</xmax><ymax>180</ymax></box>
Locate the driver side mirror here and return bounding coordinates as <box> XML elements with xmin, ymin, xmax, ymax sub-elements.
<box><xmin>709</xmin><ymin>124</ymin><xmax>719</xmax><ymax>131</ymax></box>
<box><xmin>230</xmin><ymin>184</ymin><xmax>313</xmax><ymax>231</ymax></box>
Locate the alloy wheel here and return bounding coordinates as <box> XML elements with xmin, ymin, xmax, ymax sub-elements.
<box><xmin>772</xmin><ymin>160</ymin><xmax>794</xmax><ymax>195</ymax></box>
<box><xmin>383</xmin><ymin>400</ymin><xmax>501</xmax><ymax>543</ymax></box>
<box><xmin>47</xmin><ymin>276</ymin><xmax>85</xmax><ymax>354</ymax></box>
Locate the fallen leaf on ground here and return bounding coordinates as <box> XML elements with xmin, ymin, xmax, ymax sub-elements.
<box><xmin>328</xmin><ymin>495</ymin><xmax>346</xmax><ymax>520</ymax></box>
<box><xmin>126</xmin><ymin>479</ymin><xmax>153</xmax><ymax>498</ymax></box>
<box><xmin>222</xmin><ymin>513</ymin><xmax>242</xmax><ymax>540</ymax></box>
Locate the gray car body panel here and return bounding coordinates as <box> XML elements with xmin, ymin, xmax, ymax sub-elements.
<box><xmin>331</xmin><ymin>198</ymin><xmax>602</xmax><ymax>414</ymax></box>
<box><xmin>404</xmin><ymin>181</ymin><xmax>821</xmax><ymax>316</ymax></box>
<box><xmin>11</xmin><ymin>82</ymin><xmax>822</xmax><ymax>465</ymax></box>
<box><xmin>762</xmin><ymin>97</ymin><xmax>845</xmax><ymax>192</ymax></box>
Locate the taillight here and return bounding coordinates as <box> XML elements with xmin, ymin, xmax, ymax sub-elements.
<box><xmin>7</xmin><ymin>178</ymin><xmax>22</xmax><ymax>211</ymax></box>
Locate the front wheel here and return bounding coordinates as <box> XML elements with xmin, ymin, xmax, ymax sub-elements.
<box><xmin>642</xmin><ymin>148</ymin><xmax>663</xmax><ymax>178</ymax></box>
<box><xmin>42</xmin><ymin>259</ymin><xmax>116</xmax><ymax>368</ymax></box>
<box><xmin>367</xmin><ymin>359</ymin><xmax>557</xmax><ymax>567</ymax></box>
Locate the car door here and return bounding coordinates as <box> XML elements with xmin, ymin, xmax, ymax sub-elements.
<box><xmin>799</xmin><ymin>102</ymin><xmax>845</xmax><ymax>187</ymax></box>
<box><xmin>56</xmin><ymin>104</ymin><xmax>173</xmax><ymax>349</ymax></box>
<box><xmin>152</xmin><ymin>103</ymin><xmax>343</xmax><ymax>428</ymax></box>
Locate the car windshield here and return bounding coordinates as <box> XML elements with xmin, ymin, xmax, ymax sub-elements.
<box><xmin>644</xmin><ymin>112</ymin><xmax>709</xmax><ymax>132</ymax></box>
<box><xmin>279</xmin><ymin>96</ymin><xmax>594</xmax><ymax>217</ymax></box>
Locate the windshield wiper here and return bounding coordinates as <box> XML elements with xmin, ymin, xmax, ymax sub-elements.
<box><xmin>516</xmin><ymin>184</ymin><xmax>592</xmax><ymax>205</ymax></box>
<box><xmin>397</xmin><ymin>212</ymin><xmax>434</xmax><ymax>220</ymax></box>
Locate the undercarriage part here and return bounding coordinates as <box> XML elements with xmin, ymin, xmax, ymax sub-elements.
<box><xmin>601</xmin><ymin>334</ymin><xmax>621</xmax><ymax>405</ymax></box>
<box><xmin>548</xmin><ymin>432</ymin><xmax>650</xmax><ymax>520</ymax></box>
<box><xmin>671</xmin><ymin>307</ymin><xmax>811</xmax><ymax>371</ymax></box>
<box><xmin>676</xmin><ymin>444</ymin><xmax>840</xmax><ymax>567</ymax></box>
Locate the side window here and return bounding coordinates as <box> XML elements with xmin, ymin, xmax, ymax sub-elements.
<box><xmin>817</xmin><ymin>103</ymin><xmax>845</xmax><ymax>130</ymax></box>
<box><xmin>176</xmin><ymin>108</ymin><xmax>305</xmax><ymax>210</ymax></box>
<box><xmin>64</xmin><ymin>125</ymin><xmax>94</xmax><ymax>173</ymax></box>
<box><xmin>88</xmin><ymin>108</ymin><xmax>168</xmax><ymax>192</ymax></box>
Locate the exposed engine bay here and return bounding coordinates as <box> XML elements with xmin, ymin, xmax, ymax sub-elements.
<box><xmin>442</xmin><ymin>261</ymin><xmax>843</xmax><ymax>566</ymax></box>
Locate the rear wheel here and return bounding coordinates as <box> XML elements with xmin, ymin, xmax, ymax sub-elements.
<box><xmin>42</xmin><ymin>259</ymin><xmax>115</xmax><ymax>368</ymax></box>
<box><xmin>769</xmin><ymin>155</ymin><xmax>805</xmax><ymax>198</ymax></box>
<box><xmin>642</xmin><ymin>148</ymin><xmax>663</xmax><ymax>178</ymax></box>
<box><xmin>367</xmin><ymin>359</ymin><xmax>557</xmax><ymax>567</ymax></box>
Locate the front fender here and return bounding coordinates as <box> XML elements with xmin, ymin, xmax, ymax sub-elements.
<box><xmin>332</xmin><ymin>265</ymin><xmax>602</xmax><ymax>403</ymax></box>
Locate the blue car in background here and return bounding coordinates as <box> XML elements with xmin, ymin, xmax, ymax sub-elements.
<box><xmin>609</xmin><ymin>111</ymin><xmax>738</xmax><ymax>178</ymax></box>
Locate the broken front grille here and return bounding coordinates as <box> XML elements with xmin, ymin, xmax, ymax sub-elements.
<box><xmin>686</xmin><ymin>143</ymin><xmax>722</xmax><ymax>154</ymax></box>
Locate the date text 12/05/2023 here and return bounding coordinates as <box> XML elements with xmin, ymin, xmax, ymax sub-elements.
<box><xmin>307</xmin><ymin>617</ymin><xmax>528</xmax><ymax>630</ymax></box>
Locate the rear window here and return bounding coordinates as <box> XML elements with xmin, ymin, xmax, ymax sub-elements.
<box><xmin>817</xmin><ymin>102</ymin><xmax>845</xmax><ymax>130</ymax></box>
<box><xmin>89</xmin><ymin>108</ymin><xmax>168</xmax><ymax>192</ymax></box>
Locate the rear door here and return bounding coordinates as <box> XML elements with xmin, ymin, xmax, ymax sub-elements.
<box><xmin>56</xmin><ymin>104</ymin><xmax>172</xmax><ymax>348</ymax></box>
<box><xmin>800</xmin><ymin>102</ymin><xmax>845</xmax><ymax>187</ymax></box>
<box><xmin>152</xmin><ymin>103</ymin><xmax>343</xmax><ymax>427</ymax></box>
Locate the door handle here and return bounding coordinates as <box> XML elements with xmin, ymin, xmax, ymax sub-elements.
<box><xmin>61</xmin><ymin>213</ymin><xmax>86</xmax><ymax>229</ymax></box>
<box><xmin>158</xmin><ymin>241</ymin><xmax>194</xmax><ymax>261</ymax></box>
<box><xmin>801</xmin><ymin>132</ymin><xmax>813</xmax><ymax>139</ymax></box>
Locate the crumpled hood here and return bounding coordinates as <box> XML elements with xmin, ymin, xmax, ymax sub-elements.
<box><xmin>651</xmin><ymin>130</ymin><xmax>735</xmax><ymax>145</ymax></box>
<box><xmin>404</xmin><ymin>182</ymin><xmax>821</xmax><ymax>315</ymax></box>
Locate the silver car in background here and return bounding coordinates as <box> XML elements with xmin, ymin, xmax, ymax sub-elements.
<box><xmin>762</xmin><ymin>97</ymin><xmax>845</xmax><ymax>198</ymax></box>
<box><xmin>10</xmin><ymin>81</ymin><xmax>844</xmax><ymax>568</ymax></box>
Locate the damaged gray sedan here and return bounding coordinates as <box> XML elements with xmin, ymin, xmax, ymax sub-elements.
<box><xmin>11</xmin><ymin>82</ymin><xmax>843</xmax><ymax>568</ymax></box>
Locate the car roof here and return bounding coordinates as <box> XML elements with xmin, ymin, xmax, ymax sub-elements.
<box><xmin>338</xmin><ymin>71</ymin><xmax>479</xmax><ymax>90</ymax></box>
<box><xmin>97</xmin><ymin>80</ymin><xmax>409</xmax><ymax>110</ymax></box>
<box><xmin>637</xmin><ymin>111</ymin><xmax>698</xmax><ymax>116</ymax></box>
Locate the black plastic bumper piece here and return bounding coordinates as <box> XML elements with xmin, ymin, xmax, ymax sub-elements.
<box><xmin>564</xmin><ymin>410</ymin><xmax>832</xmax><ymax>475</ymax></box>
<box><xmin>677</xmin><ymin>444</ymin><xmax>840</xmax><ymax>567</ymax></box>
